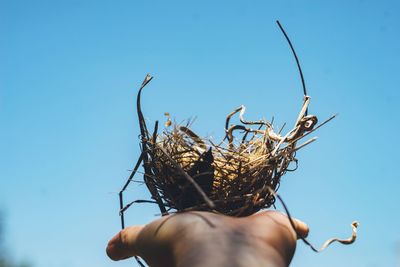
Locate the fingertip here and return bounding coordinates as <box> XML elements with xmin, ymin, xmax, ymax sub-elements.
<box><xmin>293</xmin><ymin>218</ymin><xmax>309</xmax><ymax>239</ymax></box>
<box><xmin>106</xmin><ymin>232</ymin><xmax>124</xmax><ymax>261</ymax></box>
<box><xmin>106</xmin><ymin>226</ymin><xmax>145</xmax><ymax>261</ymax></box>
<box><xmin>106</xmin><ymin>243</ymin><xmax>117</xmax><ymax>261</ymax></box>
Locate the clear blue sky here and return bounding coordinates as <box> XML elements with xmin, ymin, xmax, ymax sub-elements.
<box><xmin>1</xmin><ymin>1</ymin><xmax>399</xmax><ymax>266</ymax></box>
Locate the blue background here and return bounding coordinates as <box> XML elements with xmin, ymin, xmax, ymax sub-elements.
<box><xmin>1</xmin><ymin>0</ymin><xmax>399</xmax><ymax>266</ymax></box>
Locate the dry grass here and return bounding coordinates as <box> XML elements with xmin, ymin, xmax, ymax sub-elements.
<box><xmin>136</xmin><ymin>76</ymin><xmax>332</xmax><ymax>216</ymax></box>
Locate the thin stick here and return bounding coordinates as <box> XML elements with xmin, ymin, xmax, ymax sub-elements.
<box><xmin>223</xmin><ymin>106</ymin><xmax>244</xmax><ymax>142</ymax></box>
<box><xmin>179</xmin><ymin>126</ymin><xmax>207</xmax><ymax>150</ymax></box>
<box><xmin>119</xmin><ymin>192</ymin><xmax>125</xmax><ymax>229</ymax></box>
<box><xmin>267</xmin><ymin>187</ymin><xmax>359</xmax><ymax>252</ymax></box>
<box><xmin>120</xmin><ymin>200</ymin><xmax>159</xmax><ymax>214</ymax></box>
<box><xmin>287</xmin><ymin>114</ymin><xmax>337</xmax><ymax>146</ymax></box>
<box><xmin>121</xmin><ymin>152</ymin><xmax>144</xmax><ymax>192</ymax></box>
<box><xmin>134</xmin><ymin>256</ymin><xmax>146</xmax><ymax>267</ymax></box>
<box><xmin>278</xmin><ymin>122</ymin><xmax>286</xmax><ymax>134</ymax></box>
<box><xmin>292</xmin><ymin>137</ymin><xmax>317</xmax><ymax>152</ymax></box>
<box><xmin>239</xmin><ymin>105</ymin><xmax>271</xmax><ymax>127</ymax></box>
<box><xmin>136</xmin><ymin>78</ymin><xmax>167</xmax><ymax>214</ymax></box>
<box><xmin>119</xmin><ymin>151</ymin><xmax>145</xmax><ymax>229</ymax></box>
<box><xmin>276</xmin><ymin>20</ymin><xmax>308</xmax><ymax>98</ymax></box>
<box><xmin>137</xmin><ymin>74</ymin><xmax>153</xmax><ymax>141</ymax></box>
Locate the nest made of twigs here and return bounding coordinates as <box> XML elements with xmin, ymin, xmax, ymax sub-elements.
<box><xmin>135</xmin><ymin>75</ymin><xmax>332</xmax><ymax>217</ymax></box>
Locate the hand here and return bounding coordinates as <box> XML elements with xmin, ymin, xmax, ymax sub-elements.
<box><xmin>106</xmin><ymin>211</ymin><xmax>309</xmax><ymax>267</ymax></box>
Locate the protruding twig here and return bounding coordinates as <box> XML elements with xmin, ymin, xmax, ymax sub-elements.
<box><xmin>267</xmin><ymin>187</ymin><xmax>359</xmax><ymax>252</ymax></box>
<box><xmin>276</xmin><ymin>20</ymin><xmax>308</xmax><ymax>115</ymax></box>
<box><xmin>135</xmin><ymin>76</ymin><xmax>167</xmax><ymax>214</ymax></box>
<box><xmin>120</xmin><ymin>200</ymin><xmax>159</xmax><ymax>214</ymax></box>
<box><xmin>180</xmin><ymin>126</ymin><xmax>207</xmax><ymax>150</ymax></box>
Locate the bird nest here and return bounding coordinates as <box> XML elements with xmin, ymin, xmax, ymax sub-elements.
<box><xmin>127</xmin><ymin>75</ymin><xmax>334</xmax><ymax>217</ymax></box>
<box><xmin>117</xmin><ymin>23</ymin><xmax>358</xmax><ymax>263</ymax></box>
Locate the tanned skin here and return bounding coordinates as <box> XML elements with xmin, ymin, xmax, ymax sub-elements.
<box><xmin>107</xmin><ymin>211</ymin><xmax>309</xmax><ymax>267</ymax></box>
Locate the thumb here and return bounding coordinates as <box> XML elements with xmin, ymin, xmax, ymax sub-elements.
<box><xmin>292</xmin><ymin>218</ymin><xmax>309</xmax><ymax>240</ymax></box>
<box><xmin>106</xmin><ymin>225</ymin><xmax>144</xmax><ymax>261</ymax></box>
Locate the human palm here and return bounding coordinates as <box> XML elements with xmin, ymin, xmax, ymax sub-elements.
<box><xmin>107</xmin><ymin>211</ymin><xmax>308</xmax><ymax>267</ymax></box>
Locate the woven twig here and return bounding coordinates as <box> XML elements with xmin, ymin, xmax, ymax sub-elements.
<box><xmin>129</xmin><ymin>75</ymin><xmax>319</xmax><ymax>216</ymax></box>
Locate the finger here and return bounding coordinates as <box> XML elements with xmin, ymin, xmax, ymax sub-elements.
<box><xmin>265</xmin><ymin>211</ymin><xmax>309</xmax><ymax>239</ymax></box>
<box><xmin>291</xmin><ymin>218</ymin><xmax>309</xmax><ymax>239</ymax></box>
<box><xmin>251</xmin><ymin>211</ymin><xmax>309</xmax><ymax>240</ymax></box>
<box><xmin>106</xmin><ymin>225</ymin><xmax>144</xmax><ymax>261</ymax></box>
